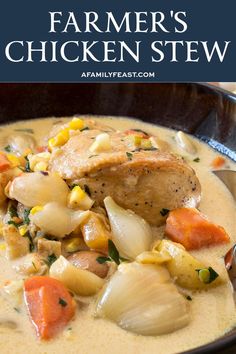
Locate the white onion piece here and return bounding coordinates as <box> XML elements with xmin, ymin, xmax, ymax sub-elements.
<box><xmin>30</xmin><ymin>202</ymin><xmax>89</xmax><ymax>238</ymax></box>
<box><xmin>175</xmin><ymin>131</ymin><xmax>197</xmax><ymax>155</ymax></box>
<box><xmin>9</xmin><ymin>172</ymin><xmax>69</xmax><ymax>207</ymax></box>
<box><xmin>50</xmin><ymin>256</ymin><xmax>104</xmax><ymax>296</ymax></box>
<box><xmin>104</xmin><ymin>196</ymin><xmax>152</xmax><ymax>260</ymax></box>
<box><xmin>95</xmin><ymin>262</ymin><xmax>190</xmax><ymax>336</ymax></box>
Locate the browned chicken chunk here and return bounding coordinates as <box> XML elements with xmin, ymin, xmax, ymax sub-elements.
<box><xmin>49</xmin><ymin>126</ymin><xmax>201</xmax><ymax>226</ymax></box>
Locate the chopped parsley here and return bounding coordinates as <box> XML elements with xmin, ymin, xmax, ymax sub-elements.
<box><xmin>59</xmin><ymin>297</ymin><xmax>67</xmax><ymax>307</ymax></box>
<box><xmin>4</xmin><ymin>145</ymin><xmax>12</xmax><ymax>152</ymax></box>
<box><xmin>132</xmin><ymin>147</ymin><xmax>158</xmax><ymax>152</ymax></box>
<box><xmin>46</xmin><ymin>253</ymin><xmax>57</xmax><ymax>267</ymax></box>
<box><xmin>160</xmin><ymin>208</ymin><xmax>170</xmax><ymax>217</ymax></box>
<box><xmin>32</xmin><ymin>261</ymin><xmax>37</xmax><ymax>270</ymax></box>
<box><xmin>13</xmin><ymin>307</ymin><xmax>20</xmax><ymax>313</ymax></box>
<box><xmin>23</xmin><ymin>232</ymin><xmax>35</xmax><ymax>252</ymax></box>
<box><xmin>7</xmin><ymin>220</ymin><xmax>21</xmax><ymax>227</ymax></box>
<box><xmin>193</xmin><ymin>157</ymin><xmax>200</xmax><ymax>163</ymax></box>
<box><xmin>23</xmin><ymin>208</ymin><xmax>31</xmax><ymax>225</ymax></box>
<box><xmin>80</xmin><ymin>127</ymin><xmax>90</xmax><ymax>132</ymax></box>
<box><xmin>24</xmin><ymin>156</ymin><xmax>31</xmax><ymax>172</ymax></box>
<box><xmin>142</xmin><ymin>147</ymin><xmax>158</xmax><ymax>151</ymax></box>
<box><xmin>9</xmin><ymin>205</ymin><xmax>18</xmax><ymax>218</ymax></box>
<box><xmin>196</xmin><ymin>267</ymin><xmax>219</xmax><ymax>284</ymax></box>
<box><xmin>126</xmin><ymin>152</ymin><xmax>133</xmax><ymax>160</ymax></box>
<box><xmin>97</xmin><ymin>240</ymin><xmax>127</xmax><ymax>265</ymax></box>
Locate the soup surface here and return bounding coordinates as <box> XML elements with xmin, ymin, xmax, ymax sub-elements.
<box><xmin>0</xmin><ymin>116</ymin><xmax>235</xmax><ymax>354</ymax></box>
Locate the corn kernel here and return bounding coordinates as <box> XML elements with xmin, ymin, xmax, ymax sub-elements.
<box><xmin>141</xmin><ymin>139</ymin><xmax>152</xmax><ymax>149</ymax></box>
<box><xmin>68</xmin><ymin>118</ymin><xmax>84</xmax><ymax>130</ymax></box>
<box><xmin>48</xmin><ymin>129</ymin><xmax>70</xmax><ymax>150</ymax></box>
<box><xmin>33</xmin><ymin>161</ymin><xmax>48</xmax><ymax>172</ymax></box>
<box><xmin>133</xmin><ymin>135</ymin><xmax>142</xmax><ymax>146</ymax></box>
<box><xmin>64</xmin><ymin>237</ymin><xmax>85</xmax><ymax>253</ymax></box>
<box><xmin>68</xmin><ymin>186</ymin><xmax>94</xmax><ymax>210</ymax></box>
<box><xmin>68</xmin><ymin>186</ymin><xmax>86</xmax><ymax>206</ymax></box>
<box><xmin>30</xmin><ymin>206</ymin><xmax>43</xmax><ymax>215</ymax></box>
<box><xmin>48</xmin><ymin>137</ymin><xmax>56</xmax><ymax>151</ymax></box>
<box><xmin>0</xmin><ymin>243</ymin><xmax>6</xmax><ymax>251</ymax></box>
<box><xmin>19</xmin><ymin>225</ymin><xmax>28</xmax><ymax>236</ymax></box>
<box><xmin>6</xmin><ymin>154</ymin><xmax>20</xmax><ymax>168</ymax></box>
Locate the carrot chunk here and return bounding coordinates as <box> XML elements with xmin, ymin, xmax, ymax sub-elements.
<box><xmin>211</xmin><ymin>156</ymin><xmax>226</xmax><ymax>169</ymax></box>
<box><xmin>0</xmin><ymin>153</ymin><xmax>11</xmax><ymax>172</ymax></box>
<box><xmin>165</xmin><ymin>208</ymin><xmax>230</xmax><ymax>250</ymax></box>
<box><xmin>24</xmin><ymin>276</ymin><xmax>75</xmax><ymax>340</ymax></box>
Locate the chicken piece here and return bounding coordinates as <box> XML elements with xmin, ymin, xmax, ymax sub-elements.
<box><xmin>12</xmin><ymin>253</ymin><xmax>48</xmax><ymax>275</ymax></box>
<box><xmin>2</xmin><ymin>225</ymin><xmax>29</xmax><ymax>259</ymax></box>
<box><xmin>49</xmin><ymin>129</ymin><xmax>201</xmax><ymax>226</ymax></box>
<box><xmin>37</xmin><ymin>238</ymin><xmax>61</xmax><ymax>258</ymax></box>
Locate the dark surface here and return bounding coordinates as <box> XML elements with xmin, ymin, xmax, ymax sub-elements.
<box><xmin>0</xmin><ymin>83</ymin><xmax>235</xmax><ymax>159</ymax></box>
<box><xmin>0</xmin><ymin>83</ymin><xmax>235</xmax><ymax>353</ymax></box>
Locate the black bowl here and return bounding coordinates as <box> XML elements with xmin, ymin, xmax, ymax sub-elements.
<box><xmin>0</xmin><ymin>83</ymin><xmax>235</xmax><ymax>353</ymax></box>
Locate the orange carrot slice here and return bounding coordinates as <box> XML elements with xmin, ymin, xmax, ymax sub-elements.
<box><xmin>211</xmin><ymin>156</ymin><xmax>226</xmax><ymax>169</ymax></box>
<box><xmin>0</xmin><ymin>153</ymin><xmax>11</xmax><ymax>172</ymax></box>
<box><xmin>24</xmin><ymin>276</ymin><xmax>75</xmax><ymax>340</ymax></box>
<box><xmin>165</xmin><ymin>208</ymin><xmax>230</xmax><ymax>250</ymax></box>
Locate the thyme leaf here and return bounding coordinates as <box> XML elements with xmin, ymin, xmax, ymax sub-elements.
<box><xmin>126</xmin><ymin>152</ymin><xmax>133</xmax><ymax>160</ymax></box>
<box><xmin>4</xmin><ymin>145</ymin><xmax>12</xmax><ymax>152</ymax></box>
<box><xmin>59</xmin><ymin>298</ymin><xmax>67</xmax><ymax>307</ymax></box>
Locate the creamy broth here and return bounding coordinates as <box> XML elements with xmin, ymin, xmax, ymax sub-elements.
<box><xmin>0</xmin><ymin>116</ymin><xmax>236</xmax><ymax>354</ymax></box>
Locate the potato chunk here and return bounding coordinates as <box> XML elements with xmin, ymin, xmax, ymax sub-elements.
<box><xmin>157</xmin><ymin>240</ymin><xmax>221</xmax><ymax>289</ymax></box>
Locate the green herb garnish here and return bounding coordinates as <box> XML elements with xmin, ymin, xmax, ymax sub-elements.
<box><xmin>59</xmin><ymin>298</ymin><xmax>67</xmax><ymax>307</ymax></box>
<box><xmin>80</xmin><ymin>127</ymin><xmax>89</xmax><ymax>132</ymax></box>
<box><xmin>132</xmin><ymin>147</ymin><xmax>158</xmax><ymax>152</ymax></box>
<box><xmin>46</xmin><ymin>253</ymin><xmax>57</xmax><ymax>266</ymax></box>
<box><xmin>196</xmin><ymin>267</ymin><xmax>219</xmax><ymax>284</ymax></box>
<box><xmin>23</xmin><ymin>231</ymin><xmax>34</xmax><ymax>252</ymax></box>
<box><xmin>23</xmin><ymin>208</ymin><xmax>31</xmax><ymax>225</ymax></box>
<box><xmin>14</xmin><ymin>128</ymin><xmax>34</xmax><ymax>134</ymax></box>
<box><xmin>126</xmin><ymin>152</ymin><xmax>133</xmax><ymax>160</ymax></box>
<box><xmin>32</xmin><ymin>262</ymin><xmax>37</xmax><ymax>270</ymax></box>
<box><xmin>160</xmin><ymin>208</ymin><xmax>170</xmax><ymax>217</ymax></box>
<box><xmin>108</xmin><ymin>239</ymin><xmax>120</xmax><ymax>265</ymax></box>
<box><xmin>24</xmin><ymin>156</ymin><xmax>31</xmax><ymax>172</ymax></box>
<box><xmin>88</xmin><ymin>155</ymin><xmax>98</xmax><ymax>159</ymax></box>
<box><xmin>13</xmin><ymin>307</ymin><xmax>20</xmax><ymax>313</ymax></box>
<box><xmin>7</xmin><ymin>220</ymin><xmax>21</xmax><ymax>227</ymax></box>
<box><xmin>97</xmin><ymin>240</ymin><xmax>127</xmax><ymax>265</ymax></box>
<box><xmin>142</xmin><ymin>147</ymin><xmax>158</xmax><ymax>151</ymax></box>
<box><xmin>4</xmin><ymin>145</ymin><xmax>12</xmax><ymax>152</ymax></box>
<box><xmin>193</xmin><ymin>157</ymin><xmax>200</xmax><ymax>163</ymax></box>
<box><xmin>9</xmin><ymin>205</ymin><xmax>18</xmax><ymax>218</ymax></box>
